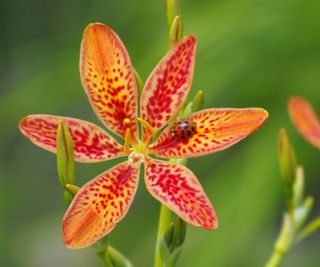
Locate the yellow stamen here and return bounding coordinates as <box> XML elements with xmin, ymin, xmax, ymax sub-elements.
<box><xmin>124</xmin><ymin>128</ymin><xmax>131</xmax><ymax>153</ymax></box>
<box><xmin>137</xmin><ymin>117</ymin><xmax>156</xmax><ymax>136</ymax></box>
<box><xmin>123</xmin><ymin>118</ymin><xmax>131</xmax><ymax>154</ymax></box>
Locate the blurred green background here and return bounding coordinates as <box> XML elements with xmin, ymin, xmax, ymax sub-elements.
<box><xmin>1</xmin><ymin>0</ymin><xmax>319</xmax><ymax>266</ymax></box>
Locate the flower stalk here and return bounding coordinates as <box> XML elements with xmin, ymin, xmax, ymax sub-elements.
<box><xmin>264</xmin><ymin>128</ymin><xmax>320</xmax><ymax>267</ymax></box>
<box><xmin>95</xmin><ymin>237</ymin><xmax>134</xmax><ymax>267</ymax></box>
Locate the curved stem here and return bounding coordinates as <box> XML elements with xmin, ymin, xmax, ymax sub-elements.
<box><xmin>154</xmin><ymin>205</ymin><xmax>172</xmax><ymax>267</ymax></box>
<box><xmin>97</xmin><ymin>249</ymin><xmax>114</xmax><ymax>267</ymax></box>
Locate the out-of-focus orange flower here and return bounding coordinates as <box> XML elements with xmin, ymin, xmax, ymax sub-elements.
<box><xmin>289</xmin><ymin>96</ymin><xmax>320</xmax><ymax>149</ymax></box>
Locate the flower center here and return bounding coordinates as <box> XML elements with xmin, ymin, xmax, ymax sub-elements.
<box><xmin>122</xmin><ymin>117</ymin><xmax>156</xmax><ymax>154</ymax></box>
<box><xmin>128</xmin><ymin>152</ymin><xmax>145</xmax><ymax>168</ymax></box>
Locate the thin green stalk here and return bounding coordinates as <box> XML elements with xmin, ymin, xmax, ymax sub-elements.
<box><xmin>264</xmin><ymin>214</ymin><xmax>293</xmax><ymax>267</ymax></box>
<box><xmin>154</xmin><ymin>205</ymin><xmax>172</xmax><ymax>267</ymax></box>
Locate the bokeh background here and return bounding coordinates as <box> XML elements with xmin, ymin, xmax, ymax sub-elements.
<box><xmin>1</xmin><ymin>0</ymin><xmax>319</xmax><ymax>266</ymax></box>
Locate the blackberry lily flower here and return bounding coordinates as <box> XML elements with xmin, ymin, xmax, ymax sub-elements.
<box><xmin>19</xmin><ymin>23</ymin><xmax>268</xmax><ymax>249</ymax></box>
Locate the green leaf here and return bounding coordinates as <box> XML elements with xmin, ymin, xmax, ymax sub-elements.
<box><xmin>56</xmin><ymin>121</ymin><xmax>75</xmax><ymax>186</ymax></box>
<box><xmin>168</xmin><ymin>244</ymin><xmax>184</xmax><ymax>266</ymax></box>
<box><xmin>159</xmin><ymin>234</ymin><xmax>171</xmax><ymax>264</ymax></box>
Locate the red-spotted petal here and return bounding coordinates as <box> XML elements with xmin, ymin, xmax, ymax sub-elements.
<box><xmin>81</xmin><ymin>23</ymin><xmax>138</xmax><ymax>141</ymax></box>
<box><xmin>62</xmin><ymin>161</ymin><xmax>139</xmax><ymax>249</ymax></box>
<box><xmin>19</xmin><ymin>115</ymin><xmax>124</xmax><ymax>162</ymax></box>
<box><xmin>150</xmin><ymin>108</ymin><xmax>268</xmax><ymax>158</ymax></box>
<box><xmin>289</xmin><ymin>96</ymin><xmax>320</xmax><ymax>149</ymax></box>
<box><xmin>140</xmin><ymin>36</ymin><xmax>196</xmax><ymax>142</ymax></box>
<box><xmin>145</xmin><ymin>159</ymin><xmax>217</xmax><ymax>229</ymax></box>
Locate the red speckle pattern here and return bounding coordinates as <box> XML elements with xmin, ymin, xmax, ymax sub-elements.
<box><xmin>81</xmin><ymin>23</ymin><xmax>138</xmax><ymax>141</ymax></box>
<box><xmin>19</xmin><ymin>115</ymin><xmax>124</xmax><ymax>162</ymax></box>
<box><xmin>150</xmin><ymin>108</ymin><xmax>268</xmax><ymax>158</ymax></box>
<box><xmin>62</xmin><ymin>162</ymin><xmax>139</xmax><ymax>248</ymax></box>
<box><xmin>140</xmin><ymin>36</ymin><xmax>196</xmax><ymax>142</ymax></box>
<box><xmin>145</xmin><ymin>159</ymin><xmax>217</xmax><ymax>229</ymax></box>
<box><xmin>289</xmin><ymin>96</ymin><xmax>320</xmax><ymax>149</ymax></box>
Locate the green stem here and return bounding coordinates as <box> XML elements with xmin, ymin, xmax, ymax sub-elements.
<box><xmin>264</xmin><ymin>214</ymin><xmax>293</xmax><ymax>267</ymax></box>
<box><xmin>265</xmin><ymin>252</ymin><xmax>285</xmax><ymax>267</ymax></box>
<box><xmin>154</xmin><ymin>205</ymin><xmax>172</xmax><ymax>267</ymax></box>
<box><xmin>97</xmin><ymin>249</ymin><xmax>114</xmax><ymax>267</ymax></box>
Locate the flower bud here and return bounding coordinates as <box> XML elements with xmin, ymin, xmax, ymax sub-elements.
<box><xmin>278</xmin><ymin>128</ymin><xmax>297</xmax><ymax>214</ymax></box>
<box><xmin>56</xmin><ymin>121</ymin><xmax>75</xmax><ymax>186</ymax></box>
<box><xmin>169</xmin><ymin>16</ymin><xmax>183</xmax><ymax>47</ymax></box>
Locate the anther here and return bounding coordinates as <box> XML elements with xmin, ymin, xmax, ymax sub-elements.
<box><xmin>123</xmin><ymin>118</ymin><xmax>131</xmax><ymax>126</ymax></box>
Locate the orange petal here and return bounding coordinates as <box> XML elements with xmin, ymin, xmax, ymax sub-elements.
<box><xmin>289</xmin><ymin>96</ymin><xmax>320</xmax><ymax>149</ymax></box>
<box><xmin>140</xmin><ymin>36</ymin><xmax>196</xmax><ymax>142</ymax></box>
<box><xmin>145</xmin><ymin>158</ymin><xmax>217</xmax><ymax>230</ymax></box>
<box><xmin>62</xmin><ymin>161</ymin><xmax>139</xmax><ymax>249</ymax></box>
<box><xmin>150</xmin><ymin>108</ymin><xmax>268</xmax><ymax>158</ymax></box>
<box><xmin>19</xmin><ymin>115</ymin><xmax>124</xmax><ymax>162</ymax></box>
<box><xmin>81</xmin><ymin>23</ymin><xmax>138</xmax><ymax>141</ymax></box>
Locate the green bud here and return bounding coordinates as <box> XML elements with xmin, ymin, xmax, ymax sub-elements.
<box><xmin>170</xmin><ymin>158</ymin><xmax>187</xmax><ymax>165</ymax></box>
<box><xmin>56</xmin><ymin>121</ymin><xmax>75</xmax><ymax>186</ymax></box>
<box><xmin>279</xmin><ymin>128</ymin><xmax>297</xmax><ymax>185</ymax></box>
<box><xmin>293</xmin><ymin>166</ymin><xmax>305</xmax><ymax>207</ymax></box>
<box><xmin>182</xmin><ymin>102</ymin><xmax>193</xmax><ymax>117</ymax></box>
<box><xmin>165</xmin><ymin>0</ymin><xmax>183</xmax><ymax>32</ymax></box>
<box><xmin>173</xmin><ymin>216</ymin><xmax>186</xmax><ymax>246</ymax></box>
<box><xmin>169</xmin><ymin>16</ymin><xmax>183</xmax><ymax>47</ymax></box>
<box><xmin>134</xmin><ymin>68</ymin><xmax>144</xmax><ymax>96</ymax></box>
<box><xmin>278</xmin><ymin>128</ymin><xmax>297</xmax><ymax>214</ymax></box>
<box><xmin>294</xmin><ymin>196</ymin><xmax>314</xmax><ymax>231</ymax></box>
<box><xmin>163</xmin><ymin>222</ymin><xmax>175</xmax><ymax>247</ymax></box>
<box><xmin>65</xmin><ymin>183</ymin><xmax>80</xmax><ymax>196</ymax></box>
<box><xmin>192</xmin><ymin>91</ymin><xmax>204</xmax><ymax>112</ymax></box>
<box><xmin>297</xmin><ymin>216</ymin><xmax>320</xmax><ymax>242</ymax></box>
<box><xmin>63</xmin><ymin>189</ymin><xmax>74</xmax><ymax>207</ymax></box>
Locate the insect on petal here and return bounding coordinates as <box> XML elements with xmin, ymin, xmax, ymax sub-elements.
<box><xmin>19</xmin><ymin>115</ymin><xmax>124</xmax><ymax>162</ymax></box>
<box><xmin>81</xmin><ymin>23</ymin><xmax>138</xmax><ymax>141</ymax></box>
<box><xmin>289</xmin><ymin>96</ymin><xmax>320</xmax><ymax>149</ymax></box>
<box><xmin>150</xmin><ymin>108</ymin><xmax>268</xmax><ymax>158</ymax></box>
<box><xmin>140</xmin><ymin>36</ymin><xmax>196</xmax><ymax>142</ymax></box>
<box><xmin>145</xmin><ymin>159</ymin><xmax>217</xmax><ymax>230</ymax></box>
<box><xmin>62</xmin><ymin>161</ymin><xmax>139</xmax><ymax>249</ymax></box>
